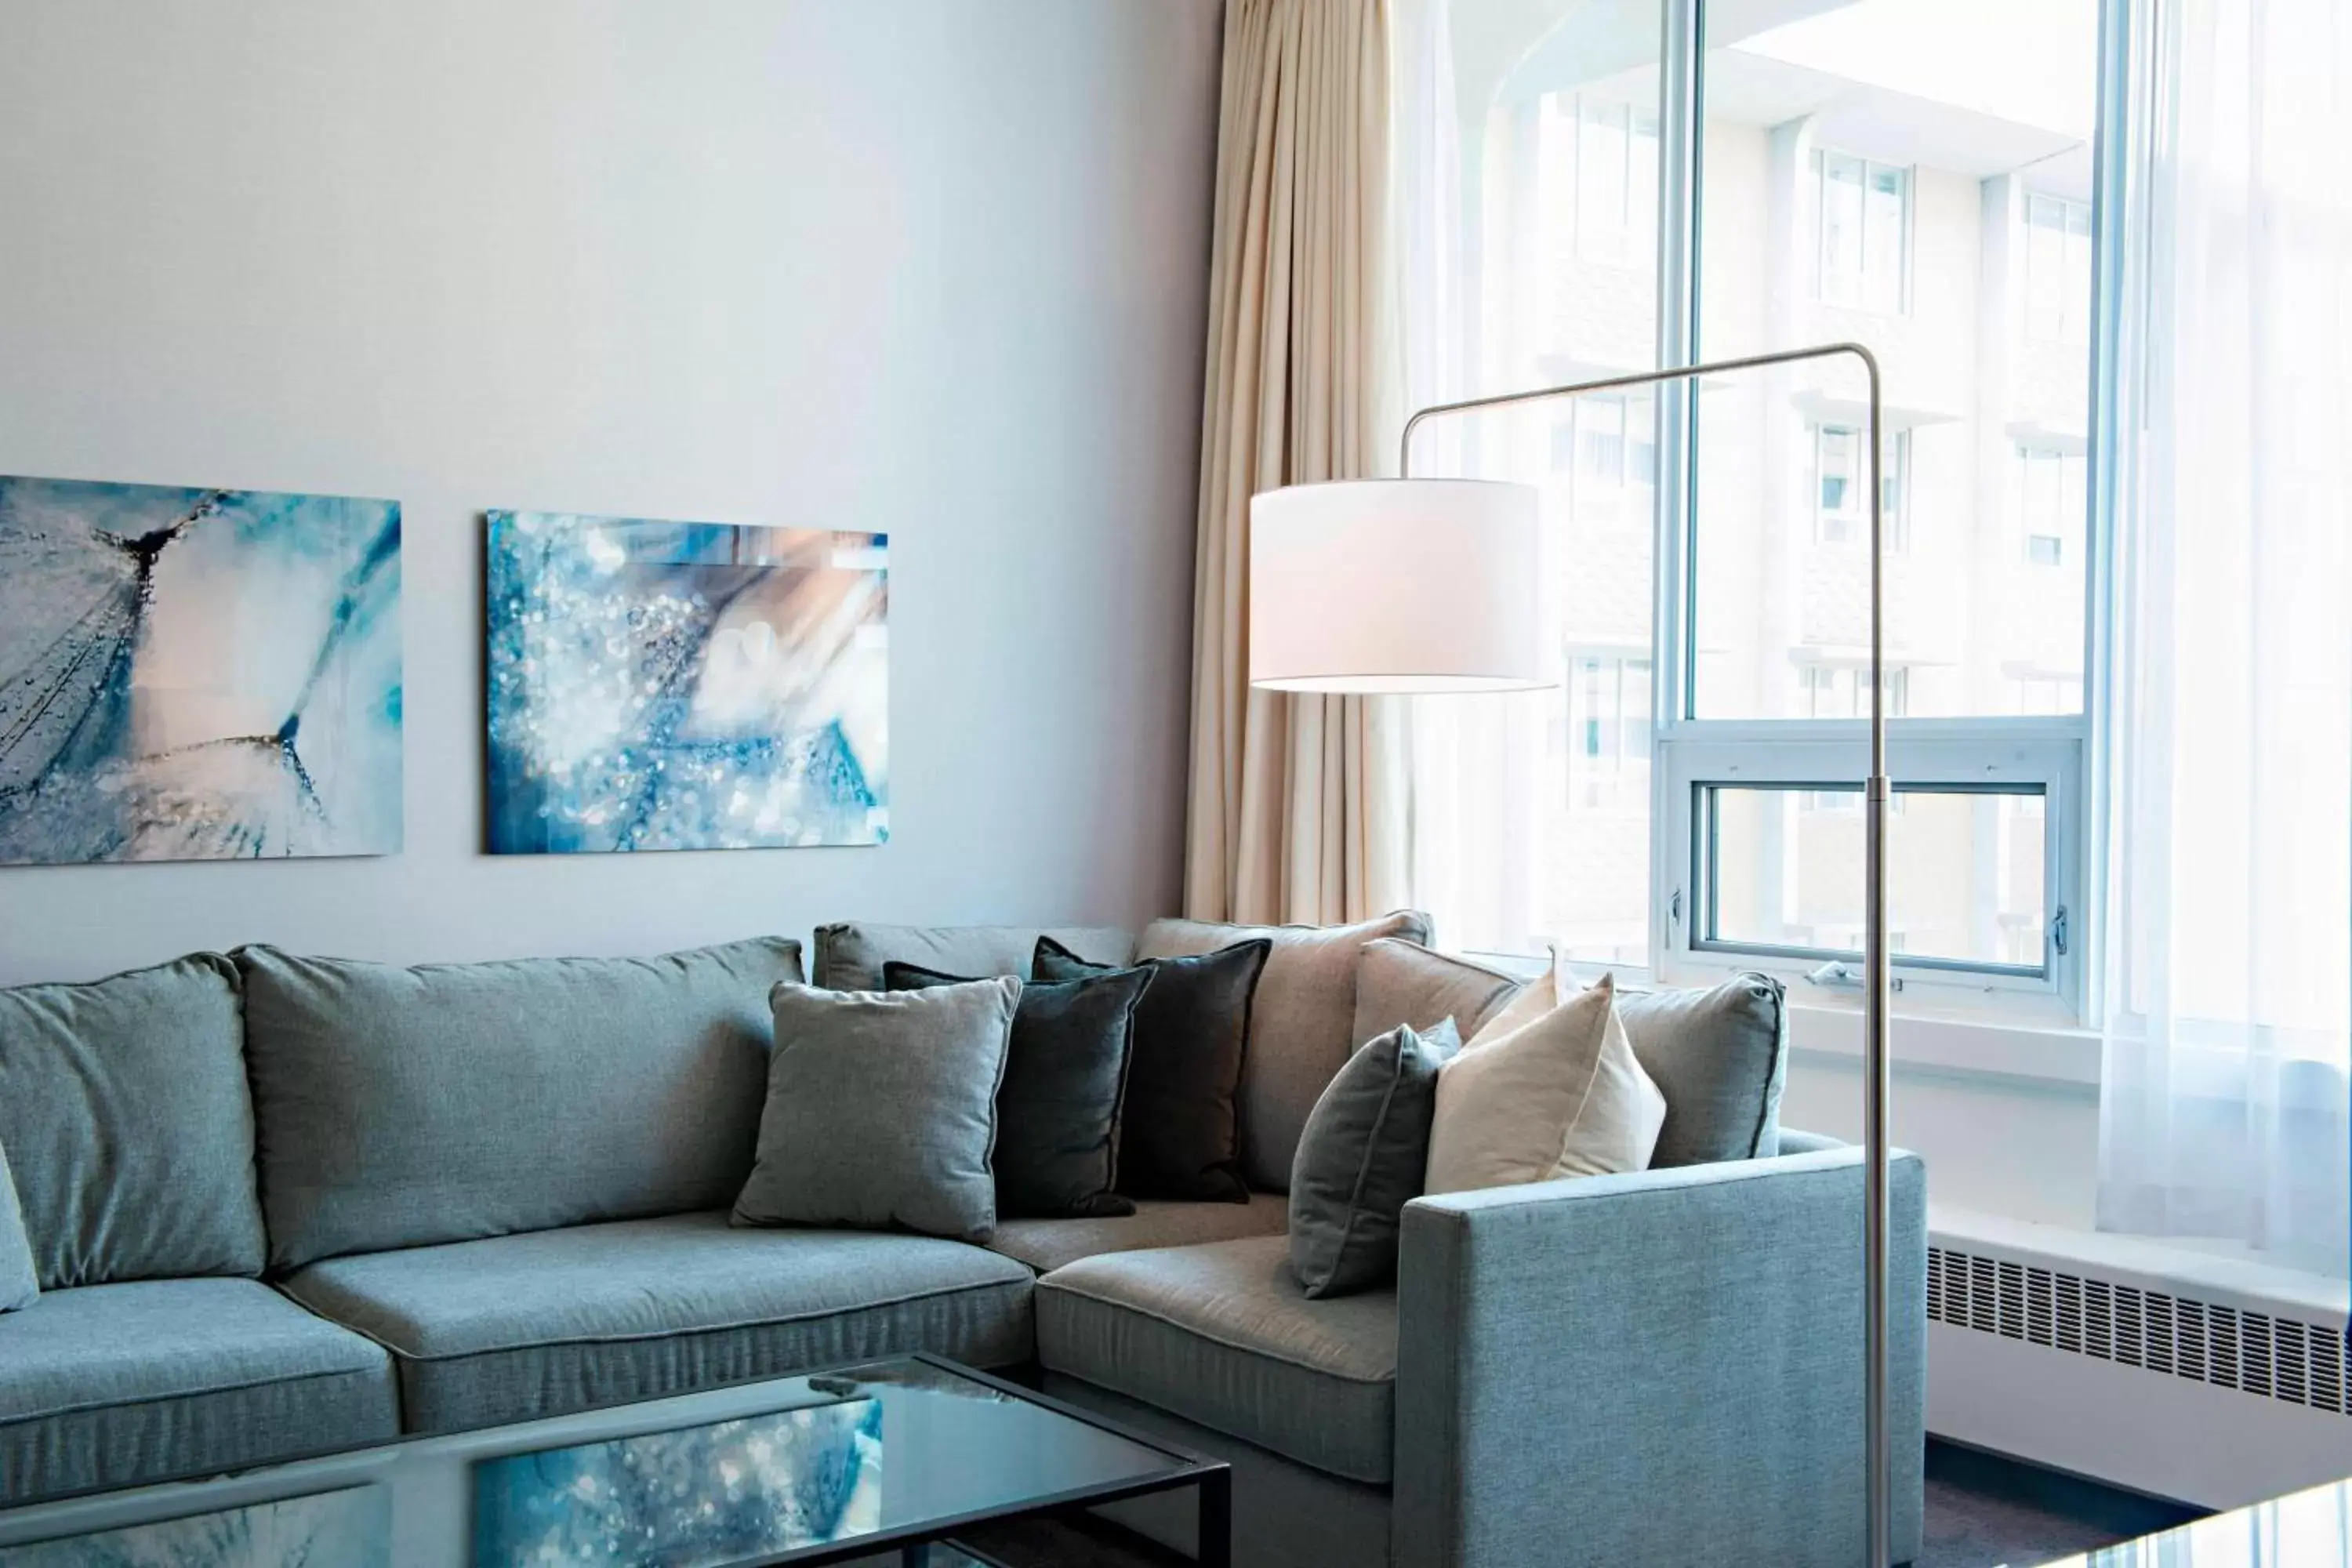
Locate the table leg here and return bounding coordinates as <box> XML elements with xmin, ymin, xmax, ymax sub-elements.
<box><xmin>900</xmin><ymin>1543</ymin><xmax>931</xmax><ymax>1567</ymax></box>
<box><xmin>1196</xmin><ymin>1469</ymin><xmax>1232</xmax><ymax>1568</ymax></box>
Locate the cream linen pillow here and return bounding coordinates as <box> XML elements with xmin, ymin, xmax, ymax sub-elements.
<box><xmin>1424</xmin><ymin>974</ymin><xmax>1667</xmax><ymax>1193</ymax></box>
<box><xmin>1457</xmin><ymin>944</ymin><xmax>1577</xmax><ymax>1051</ymax></box>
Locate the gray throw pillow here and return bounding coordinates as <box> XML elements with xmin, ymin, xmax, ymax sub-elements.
<box><xmin>1617</xmin><ymin>973</ymin><xmax>1788</xmax><ymax>1166</ymax></box>
<box><xmin>1287</xmin><ymin>1019</ymin><xmax>1459</xmax><ymax>1299</ymax></box>
<box><xmin>736</xmin><ymin>978</ymin><xmax>1019</xmax><ymax>1241</ymax></box>
<box><xmin>0</xmin><ymin>1141</ymin><xmax>36</xmax><ymax>1313</ymax></box>
<box><xmin>884</xmin><ymin>960</ymin><xmax>1149</xmax><ymax>1221</ymax></box>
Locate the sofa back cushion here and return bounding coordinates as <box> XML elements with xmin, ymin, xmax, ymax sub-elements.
<box><xmin>1617</xmin><ymin>973</ymin><xmax>1788</xmax><ymax>1166</ymax></box>
<box><xmin>1138</xmin><ymin>911</ymin><xmax>1432</xmax><ymax>1191</ymax></box>
<box><xmin>239</xmin><ymin>937</ymin><xmax>803</xmax><ymax>1270</ymax></box>
<box><xmin>1350</xmin><ymin>939</ymin><xmax>1521</xmax><ymax>1050</ymax></box>
<box><xmin>811</xmin><ymin>922</ymin><xmax>1134</xmax><ymax>992</ymax></box>
<box><xmin>0</xmin><ymin>953</ymin><xmax>267</xmax><ymax>1288</ymax></box>
<box><xmin>0</xmin><ymin>1141</ymin><xmax>42</xmax><ymax>1311</ymax></box>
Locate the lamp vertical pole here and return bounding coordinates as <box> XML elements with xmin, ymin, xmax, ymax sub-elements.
<box><xmin>1862</xmin><ymin>361</ymin><xmax>1893</xmax><ymax>1568</ymax></box>
<box><xmin>1398</xmin><ymin>341</ymin><xmax>1894</xmax><ymax>1568</ymax></box>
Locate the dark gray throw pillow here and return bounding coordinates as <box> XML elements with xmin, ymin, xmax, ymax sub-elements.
<box><xmin>884</xmin><ymin>959</ymin><xmax>1150</xmax><ymax>1220</ymax></box>
<box><xmin>1287</xmin><ymin>1019</ymin><xmax>1458</xmax><ymax>1299</ymax></box>
<box><xmin>735</xmin><ymin>978</ymin><xmax>1019</xmax><ymax>1241</ymax></box>
<box><xmin>1033</xmin><ymin>935</ymin><xmax>1269</xmax><ymax>1205</ymax></box>
<box><xmin>1617</xmin><ymin>973</ymin><xmax>1788</xmax><ymax>1166</ymax></box>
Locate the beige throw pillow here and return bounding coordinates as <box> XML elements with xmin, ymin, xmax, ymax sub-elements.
<box><xmin>1457</xmin><ymin>943</ymin><xmax>1577</xmax><ymax>1051</ymax></box>
<box><xmin>1424</xmin><ymin>975</ymin><xmax>1667</xmax><ymax>1193</ymax></box>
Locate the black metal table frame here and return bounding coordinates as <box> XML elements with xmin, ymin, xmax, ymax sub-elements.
<box><xmin>779</xmin><ymin>1354</ymin><xmax>1232</xmax><ymax>1568</ymax></box>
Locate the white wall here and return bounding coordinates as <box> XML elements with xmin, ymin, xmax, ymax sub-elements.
<box><xmin>1782</xmin><ymin>1049</ymin><xmax>2100</xmax><ymax>1229</ymax></box>
<box><xmin>0</xmin><ymin>0</ymin><xmax>1223</xmax><ymax>985</ymax></box>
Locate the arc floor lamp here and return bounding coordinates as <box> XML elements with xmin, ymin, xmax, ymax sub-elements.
<box><xmin>1248</xmin><ymin>343</ymin><xmax>1895</xmax><ymax>1568</ymax></box>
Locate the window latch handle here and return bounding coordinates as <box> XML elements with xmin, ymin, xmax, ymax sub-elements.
<box><xmin>2052</xmin><ymin>905</ymin><xmax>2070</xmax><ymax>958</ymax></box>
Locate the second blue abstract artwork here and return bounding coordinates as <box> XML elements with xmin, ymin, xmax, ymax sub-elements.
<box><xmin>485</xmin><ymin>511</ymin><xmax>889</xmax><ymax>855</ymax></box>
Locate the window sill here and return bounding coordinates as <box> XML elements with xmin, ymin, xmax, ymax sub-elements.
<box><xmin>1478</xmin><ymin>946</ymin><xmax>2103</xmax><ymax>1089</ymax></box>
<box><xmin>1788</xmin><ymin>996</ymin><xmax>2101</xmax><ymax>1088</ymax></box>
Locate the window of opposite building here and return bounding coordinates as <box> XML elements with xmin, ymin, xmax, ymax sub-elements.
<box><xmin>2025</xmin><ymin>193</ymin><xmax>2095</xmax><ymax>345</ymax></box>
<box><xmin>1813</xmin><ymin>423</ymin><xmax>1910</xmax><ymax>550</ymax></box>
<box><xmin>1575</xmin><ymin>97</ymin><xmax>1661</xmax><ymax>267</ymax></box>
<box><xmin>1817</xmin><ymin>151</ymin><xmax>1911</xmax><ymax>314</ymax></box>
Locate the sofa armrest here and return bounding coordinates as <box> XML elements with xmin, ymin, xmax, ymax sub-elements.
<box><xmin>1777</xmin><ymin>1127</ymin><xmax>1848</xmax><ymax>1156</ymax></box>
<box><xmin>1392</xmin><ymin>1147</ymin><xmax>1926</xmax><ymax>1568</ymax></box>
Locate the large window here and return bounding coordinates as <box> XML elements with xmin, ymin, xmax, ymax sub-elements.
<box><xmin>1664</xmin><ymin>0</ymin><xmax>2101</xmax><ymax>1010</ymax></box>
<box><xmin>1406</xmin><ymin>0</ymin><xmax>2103</xmax><ymax>1012</ymax></box>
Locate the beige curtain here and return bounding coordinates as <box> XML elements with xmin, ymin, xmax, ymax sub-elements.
<box><xmin>1182</xmin><ymin>0</ymin><xmax>1408</xmax><ymax>927</ymax></box>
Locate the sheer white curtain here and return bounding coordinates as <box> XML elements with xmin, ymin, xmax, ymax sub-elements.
<box><xmin>1389</xmin><ymin>0</ymin><xmax>1583</xmax><ymax>958</ymax></box>
<box><xmin>2097</xmin><ymin>0</ymin><xmax>2352</xmax><ymax>1271</ymax></box>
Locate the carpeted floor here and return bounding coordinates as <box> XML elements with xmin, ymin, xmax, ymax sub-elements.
<box><xmin>889</xmin><ymin>1438</ymin><xmax>2209</xmax><ymax>1567</ymax></box>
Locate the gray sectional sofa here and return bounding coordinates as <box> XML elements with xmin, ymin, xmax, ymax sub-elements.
<box><xmin>0</xmin><ymin>916</ymin><xmax>1927</xmax><ymax>1568</ymax></box>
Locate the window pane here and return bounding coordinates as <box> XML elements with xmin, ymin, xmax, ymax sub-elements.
<box><xmin>1863</xmin><ymin>164</ymin><xmax>1907</xmax><ymax>310</ymax></box>
<box><xmin>1694</xmin><ymin>0</ymin><xmax>2099</xmax><ymax>720</ymax></box>
<box><xmin>1578</xmin><ymin>101</ymin><xmax>1629</xmax><ymax>240</ymax></box>
<box><xmin>1820</xmin><ymin>152</ymin><xmax>1866</xmax><ymax>303</ymax></box>
<box><xmin>1578</xmin><ymin>396</ymin><xmax>1627</xmax><ymax>485</ymax></box>
<box><xmin>1704</xmin><ymin>784</ymin><xmax>2048</xmax><ymax>970</ymax></box>
<box><xmin>1818</xmin><ymin>426</ymin><xmax>1855</xmax><ymax>513</ymax></box>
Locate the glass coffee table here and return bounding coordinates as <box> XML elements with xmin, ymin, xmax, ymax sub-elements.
<box><xmin>0</xmin><ymin>1354</ymin><xmax>1231</xmax><ymax>1568</ymax></box>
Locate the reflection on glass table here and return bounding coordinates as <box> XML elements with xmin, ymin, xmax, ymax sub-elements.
<box><xmin>0</xmin><ymin>1356</ymin><xmax>1230</xmax><ymax>1568</ymax></box>
<box><xmin>2038</xmin><ymin>1476</ymin><xmax>2352</xmax><ymax>1566</ymax></box>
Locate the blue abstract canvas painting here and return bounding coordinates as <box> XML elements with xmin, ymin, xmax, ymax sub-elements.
<box><xmin>471</xmin><ymin>1396</ymin><xmax>882</xmax><ymax>1566</ymax></box>
<box><xmin>0</xmin><ymin>477</ymin><xmax>402</xmax><ymax>865</ymax></box>
<box><xmin>0</xmin><ymin>1483</ymin><xmax>390</xmax><ymax>1567</ymax></box>
<box><xmin>485</xmin><ymin>511</ymin><xmax>888</xmax><ymax>854</ymax></box>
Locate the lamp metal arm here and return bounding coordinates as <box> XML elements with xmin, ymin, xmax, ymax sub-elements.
<box><xmin>1398</xmin><ymin>339</ymin><xmax>1896</xmax><ymax>1568</ymax></box>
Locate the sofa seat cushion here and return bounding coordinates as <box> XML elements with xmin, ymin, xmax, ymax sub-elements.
<box><xmin>1035</xmin><ymin>1234</ymin><xmax>1397</xmax><ymax>1486</ymax></box>
<box><xmin>0</xmin><ymin>1278</ymin><xmax>396</xmax><ymax>1505</ymax></box>
<box><xmin>280</xmin><ymin>1211</ymin><xmax>1035</xmax><ymax>1434</ymax></box>
<box><xmin>987</xmin><ymin>1193</ymin><xmax>1290</xmax><ymax>1275</ymax></box>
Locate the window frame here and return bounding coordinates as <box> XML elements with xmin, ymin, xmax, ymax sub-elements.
<box><xmin>1630</xmin><ymin>0</ymin><xmax>2115</xmax><ymax>1025</ymax></box>
<box><xmin>1656</xmin><ymin>723</ymin><xmax>2085</xmax><ymax>1014</ymax></box>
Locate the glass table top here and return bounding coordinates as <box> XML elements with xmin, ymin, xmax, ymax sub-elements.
<box><xmin>0</xmin><ymin>1356</ymin><xmax>1211</xmax><ymax>1568</ymax></box>
<box><xmin>2038</xmin><ymin>1478</ymin><xmax>2352</xmax><ymax>1567</ymax></box>
<box><xmin>470</xmin><ymin>1357</ymin><xmax>1200</xmax><ymax>1565</ymax></box>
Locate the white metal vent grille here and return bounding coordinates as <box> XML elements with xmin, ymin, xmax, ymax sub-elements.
<box><xmin>1927</xmin><ymin>1245</ymin><xmax>2350</xmax><ymax>1417</ymax></box>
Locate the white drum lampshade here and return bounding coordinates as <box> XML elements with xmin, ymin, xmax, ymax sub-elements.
<box><xmin>1248</xmin><ymin>478</ymin><xmax>1547</xmax><ymax>694</ymax></box>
